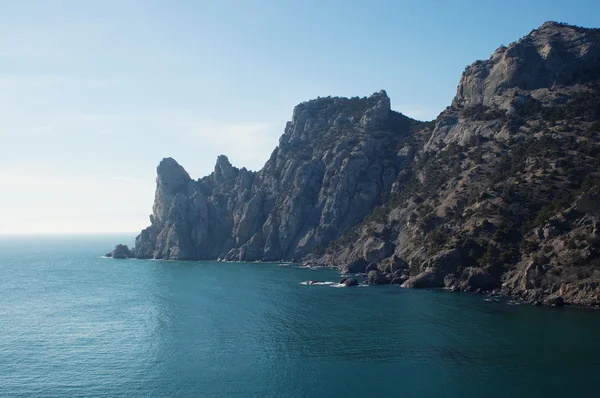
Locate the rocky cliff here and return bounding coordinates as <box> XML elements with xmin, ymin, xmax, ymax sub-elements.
<box><xmin>120</xmin><ymin>22</ymin><xmax>600</xmax><ymax>306</ymax></box>
<box><xmin>317</xmin><ymin>21</ymin><xmax>600</xmax><ymax>306</ymax></box>
<box><xmin>134</xmin><ymin>90</ymin><xmax>422</xmax><ymax>262</ymax></box>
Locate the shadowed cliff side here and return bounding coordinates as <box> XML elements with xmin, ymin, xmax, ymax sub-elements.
<box><xmin>316</xmin><ymin>22</ymin><xmax>600</xmax><ymax>306</ymax></box>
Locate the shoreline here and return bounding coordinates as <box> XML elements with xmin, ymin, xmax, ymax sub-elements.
<box><xmin>102</xmin><ymin>254</ymin><xmax>600</xmax><ymax>310</ymax></box>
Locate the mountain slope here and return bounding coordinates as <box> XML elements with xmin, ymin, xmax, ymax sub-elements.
<box><xmin>316</xmin><ymin>22</ymin><xmax>600</xmax><ymax>305</ymax></box>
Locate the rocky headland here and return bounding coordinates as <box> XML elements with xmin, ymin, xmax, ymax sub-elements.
<box><xmin>110</xmin><ymin>22</ymin><xmax>600</xmax><ymax>307</ymax></box>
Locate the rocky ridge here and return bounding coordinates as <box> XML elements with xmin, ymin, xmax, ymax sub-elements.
<box><xmin>113</xmin><ymin>22</ymin><xmax>600</xmax><ymax>307</ymax></box>
<box><xmin>133</xmin><ymin>90</ymin><xmax>420</xmax><ymax>263</ymax></box>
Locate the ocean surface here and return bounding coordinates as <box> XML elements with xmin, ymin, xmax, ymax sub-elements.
<box><xmin>2</xmin><ymin>235</ymin><xmax>600</xmax><ymax>397</ymax></box>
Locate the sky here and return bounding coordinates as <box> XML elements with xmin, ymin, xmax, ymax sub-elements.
<box><xmin>1</xmin><ymin>0</ymin><xmax>599</xmax><ymax>234</ymax></box>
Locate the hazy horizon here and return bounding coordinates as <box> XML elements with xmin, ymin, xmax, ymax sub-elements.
<box><xmin>3</xmin><ymin>0</ymin><xmax>600</xmax><ymax>234</ymax></box>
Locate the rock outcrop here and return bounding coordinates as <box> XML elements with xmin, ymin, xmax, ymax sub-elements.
<box><xmin>106</xmin><ymin>244</ymin><xmax>135</xmax><ymax>259</ymax></box>
<box><xmin>114</xmin><ymin>22</ymin><xmax>600</xmax><ymax>307</ymax></box>
<box><xmin>339</xmin><ymin>277</ymin><xmax>359</xmax><ymax>287</ymax></box>
<box><xmin>131</xmin><ymin>90</ymin><xmax>419</xmax><ymax>262</ymax></box>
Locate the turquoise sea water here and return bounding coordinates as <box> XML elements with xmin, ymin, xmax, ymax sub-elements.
<box><xmin>2</xmin><ymin>235</ymin><xmax>600</xmax><ymax>397</ymax></box>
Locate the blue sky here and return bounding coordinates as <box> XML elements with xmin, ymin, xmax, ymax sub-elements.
<box><xmin>2</xmin><ymin>0</ymin><xmax>599</xmax><ymax>233</ymax></box>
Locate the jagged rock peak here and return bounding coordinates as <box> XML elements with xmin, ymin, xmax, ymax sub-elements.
<box><xmin>454</xmin><ymin>21</ymin><xmax>600</xmax><ymax>108</ymax></box>
<box><xmin>291</xmin><ymin>89</ymin><xmax>389</xmax><ymax>115</ymax></box>
<box><xmin>214</xmin><ymin>154</ymin><xmax>239</xmax><ymax>184</ymax></box>
<box><xmin>152</xmin><ymin>157</ymin><xmax>192</xmax><ymax>226</ymax></box>
<box><xmin>279</xmin><ymin>90</ymin><xmax>393</xmax><ymax>148</ymax></box>
<box><xmin>156</xmin><ymin>157</ymin><xmax>190</xmax><ymax>190</ymax></box>
<box><xmin>537</xmin><ymin>20</ymin><xmax>595</xmax><ymax>32</ymax></box>
<box><xmin>361</xmin><ymin>90</ymin><xmax>391</xmax><ymax>129</ymax></box>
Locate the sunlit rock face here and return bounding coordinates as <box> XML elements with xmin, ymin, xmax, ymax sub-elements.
<box><xmin>135</xmin><ymin>90</ymin><xmax>418</xmax><ymax>261</ymax></box>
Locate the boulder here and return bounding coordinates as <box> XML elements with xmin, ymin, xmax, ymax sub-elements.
<box><xmin>421</xmin><ymin>249</ymin><xmax>461</xmax><ymax>274</ymax></box>
<box><xmin>342</xmin><ymin>278</ymin><xmax>359</xmax><ymax>287</ymax></box>
<box><xmin>367</xmin><ymin>270</ymin><xmax>388</xmax><ymax>285</ymax></box>
<box><xmin>462</xmin><ymin>267</ymin><xmax>502</xmax><ymax>291</ymax></box>
<box><xmin>444</xmin><ymin>274</ymin><xmax>459</xmax><ymax>289</ymax></box>
<box><xmin>402</xmin><ymin>271</ymin><xmax>444</xmax><ymax>289</ymax></box>
<box><xmin>381</xmin><ymin>255</ymin><xmax>409</xmax><ymax>273</ymax></box>
<box><xmin>401</xmin><ymin>271</ymin><xmax>445</xmax><ymax>288</ymax></box>
<box><xmin>543</xmin><ymin>295</ymin><xmax>565</xmax><ymax>307</ymax></box>
<box><xmin>345</xmin><ymin>258</ymin><xmax>368</xmax><ymax>273</ymax></box>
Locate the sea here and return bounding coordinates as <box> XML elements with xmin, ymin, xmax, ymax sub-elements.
<box><xmin>2</xmin><ymin>234</ymin><xmax>600</xmax><ymax>397</ymax></box>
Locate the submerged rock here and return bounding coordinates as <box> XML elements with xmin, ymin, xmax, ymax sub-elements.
<box><xmin>381</xmin><ymin>256</ymin><xmax>409</xmax><ymax>273</ymax></box>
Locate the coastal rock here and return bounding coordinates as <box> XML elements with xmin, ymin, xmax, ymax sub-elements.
<box><xmin>461</xmin><ymin>267</ymin><xmax>502</xmax><ymax>291</ymax></box>
<box><xmin>543</xmin><ymin>295</ymin><xmax>565</xmax><ymax>307</ymax></box>
<box><xmin>444</xmin><ymin>274</ymin><xmax>459</xmax><ymax>289</ymax></box>
<box><xmin>367</xmin><ymin>270</ymin><xmax>388</xmax><ymax>285</ymax></box>
<box><xmin>420</xmin><ymin>249</ymin><xmax>461</xmax><ymax>274</ymax></box>
<box><xmin>341</xmin><ymin>278</ymin><xmax>359</xmax><ymax>287</ymax></box>
<box><xmin>106</xmin><ymin>244</ymin><xmax>135</xmax><ymax>259</ymax></box>
<box><xmin>344</xmin><ymin>259</ymin><xmax>369</xmax><ymax>273</ymax></box>
<box><xmin>401</xmin><ymin>271</ymin><xmax>445</xmax><ymax>288</ymax></box>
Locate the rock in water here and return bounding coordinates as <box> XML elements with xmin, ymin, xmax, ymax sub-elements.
<box><xmin>106</xmin><ymin>244</ymin><xmax>135</xmax><ymax>259</ymax></box>
<box><xmin>401</xmin><ymin>272</ymin><xmax>445</xmax><ymax>289</ymax></box>
<box><xmin>342</xmin><ymin>278</ymin><xmax>359</xmax><ymax>287</ymax></box>
<box><xmin>367</xmin><ymin>271</ymin><xmax>389</xmax><ymax>285</ymax></box>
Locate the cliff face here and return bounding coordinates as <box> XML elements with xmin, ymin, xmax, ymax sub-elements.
<box><xmin>135</xmin><ymin>90</ymin><xmax>422</xmax><ymax>262</ymax></box>
<box><xmin>129</xmin><ymin>22</ymin><xmax>600</xmax><ymax>306</ymax></box>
